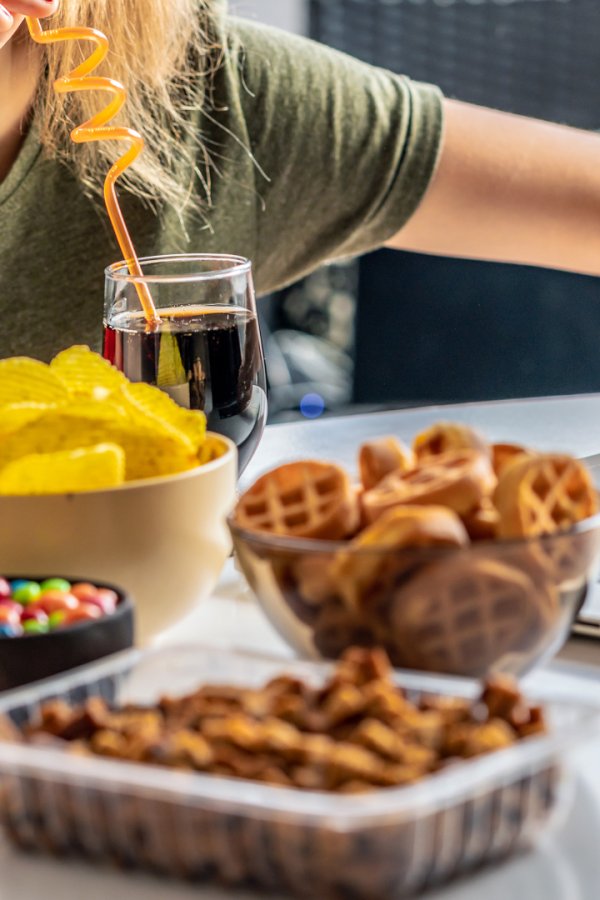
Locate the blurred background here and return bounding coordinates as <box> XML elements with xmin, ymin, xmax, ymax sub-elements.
<box><xmin>230</xmin><ymin>0</ymin><xmax>600</xmax><ymax>423</ymax></box>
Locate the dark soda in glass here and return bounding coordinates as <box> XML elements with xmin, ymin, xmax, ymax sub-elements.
<box><xmin>103</xmin><ymin>306</ymin><xmax>267</xmax><ymax>472</ymax></box>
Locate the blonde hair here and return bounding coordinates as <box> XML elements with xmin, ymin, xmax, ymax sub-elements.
<box><xmin>29</xmin><ymin>0</ymin><xmax>221</xmax><ymax>212</ymax></box>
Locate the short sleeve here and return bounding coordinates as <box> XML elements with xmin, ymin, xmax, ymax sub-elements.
<box><xmin>225</xmin><ymin>18</ymin><xmax>444</xmax><ymax>294</ymax></box>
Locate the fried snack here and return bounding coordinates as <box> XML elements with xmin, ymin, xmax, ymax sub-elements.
<box><xmin>461</xmin><ymin>498</ymin><xmax>500</xmax><ymax>542</ymax></box>
<box><xmin>494</xmin><ymin>453</ymin><xmax>598</xmax><ymax>539</ymax></box>
<box><xmin>0</xmin><ymin>443</ymin><xmax>126</xmax><ymax>495</ymax></box>
<box><xmin>291</xmin><ymin>554</ymin><xmax>337</xmax><ymax>606</ymax></box>
<box><xmin>491</xmin><ymin>442</ymin><xmax>531</xmax><ymax>478</ymax></box>
<box><xmin>362</xmin><ymin>450</ymin><xmax>496</xmax><ymax>523</ymax></box>
<box><xmin>332</xmin><ymin>505</ymin><xmax>469</xmax><ymax>610</ymax></box>
<box><xmin>358</xmin><ymin>437</ymin><xmax>414</xmax><ymax>490</ymax></box>
<box><xmin>22</xmin><ymin>648</ymin><xmax>547</xmax><ymax>794</ymax></box>
<box><xmin>235</xmin><ymin>461</ymin><xmax>360</xmax><ymax>540</ymax></box>
<box><xmin>413</xmin><ymin>422</ymin><xmax>490</xmax><ymax>461</ymax></box>
<box><xmin>388</xmin><ymin>557</ymin><xmax>556</xmax><ymax>676</ymax></box>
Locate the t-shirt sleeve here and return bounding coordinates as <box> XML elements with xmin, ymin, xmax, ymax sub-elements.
<box><xmin>225</xmin><ymin>18</ymin><xmax>444</xmax><ymax>294</ymax></box>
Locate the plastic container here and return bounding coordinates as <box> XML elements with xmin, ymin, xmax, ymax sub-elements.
<box><xmin>0</xmin><ymin>645</ymin><xmax>597</xmax><ymax>898</ymax></box>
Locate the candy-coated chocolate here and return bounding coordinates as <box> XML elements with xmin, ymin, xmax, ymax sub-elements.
<box><xmin>84</xmin><ymin>589</ymin><xmax>118</xmax><ymax>615</ymax></box>
<box><xmin>64</xmin><ymin>603</ymin><xmax>103</xmax><ymax>625</ymax></box>
<box><xmin>0</xmin><ymin>605</ymin><xmax>22</xmax><ymax>627</ymax></box>
<box><xmin>70</xmin><ymin>582</ymin><xmax>99</xmax><ymax>602</ymax></box>
<box><xmin>9</xmin><ymin>579</ymin><xmax>29</xmax><ymax>593</ymax></box>
<box><xmin>48</xmin><ymin>611</ymin><xmax>67</xmax><ymax>629</ymax></box>
<box><xmin>13</xmin><ymin>582</ymin><xmax>42</xmax><ymax>605</ymax></box>
<box><xmin>20</xmin><ymin>607</ymin><xmax>50</xmax><ymax>625</ymax></box>
<box><xmin>38</xmin><ymin>590</ymin><xmax>79</xmax><ymax>615</ymax></box>
<box><xmin>39</xmin><ymin>578</ymin><xmax>71</xmax><ymax>594</ymax></box>
<box><xmin>0</xmin><ymin>623</ymin><xmax>23</xmax><ymax>638</ymax></box>
<box><xmin>0</xmin><ymin>578</ymin><xmax>11</xmax><ymax>600</ymax></box>
<box><xmin>23</xmin><ymin>619</ymin><xmax>50</xmax><ymax>635</ymax></box>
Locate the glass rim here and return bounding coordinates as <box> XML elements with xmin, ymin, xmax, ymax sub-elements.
<box><xmin>105</xmin><ymin>254</ymin><xmax>252</xmax><ymax>286</ymax></box>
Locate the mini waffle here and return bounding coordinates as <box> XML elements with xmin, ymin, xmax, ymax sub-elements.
<box><xmin>358</xmin><ymin>437</ymin><xmax>414</xmax><ymax>490</ymax></box>
<box><xmin>388</xmin><ymin>557</ymin><xmax>556</xmax><ymax>676</ymax></box>
<box><xmin>494</xmin><ymin>453</ymin><xmax>598</xmax><ymax>539</ymax></box>
<box><xmin>235</xmin><ymin>461</ymin><xmax>360</xmax><ymax>540</ymax></box>
<box><xmin>362</xmin><ymin>450</ymin><xmax>496</xmax><ymax>523</ymax></box>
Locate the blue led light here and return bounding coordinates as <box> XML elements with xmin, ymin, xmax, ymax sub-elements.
<box><xmin>300</xmin><ymin>393</ymin><xmax>325</xmax><ymax>419</ymax></box>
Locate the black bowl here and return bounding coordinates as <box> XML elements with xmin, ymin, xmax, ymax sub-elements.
<box><xmin>0</xmin><ymin>577</ymin><xmax>135</xmax><ymax>691</ymax></box>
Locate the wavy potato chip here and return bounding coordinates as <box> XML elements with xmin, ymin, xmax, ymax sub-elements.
<box><xmin>0</xmin><ymin>403</ymin><xmax>57</xmax><ymax>434</ymax></box>
<box><xmin>0</xmin><ymin>408</ymin><xmax>197</xmax><ymax>481</ymax></box>
<box><xmin>0</xmin><ymin>358</ymin><xmax>68</xmax><ymax>407</ymax></box>
<box><xmin>122</xmin><ymin>381</ymin><xmax>207</xmax><ymax>453</ymax></box>
<box><xmin>0</xmin><ymin>444</ymin><xmax>126</xmax><ymax>495</ymax></box>
<box><xmin>50</xmin><ymin>345</ymin><xmax>127</xmax><ymax>399</ymax></box>
<box><xmin>0</xmin><ymin>347</ymin><xmax>219</xmax><ymax>493</ymax></box>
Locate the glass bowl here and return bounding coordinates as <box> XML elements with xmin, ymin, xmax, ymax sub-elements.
<box><xmin>229</xmin><ymin>514</ymin><xmax>600</xmax><ymax>677</ymax></box>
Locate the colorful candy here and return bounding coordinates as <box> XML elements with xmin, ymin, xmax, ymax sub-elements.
<box><xmin>0</xmin><ymin>578</ymin><xmax>120</xmax><ymax>638</ymax></box>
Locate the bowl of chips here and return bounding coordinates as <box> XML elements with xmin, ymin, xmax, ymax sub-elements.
<box><xmin>0</xmin><ymin>347</ymin><xmax>237</xmax><ymax>644</ymax></box>
<box><xmin>230</xmin><ymin>424</ymin><xmax>600</xmax><ymax>677</ymax></box>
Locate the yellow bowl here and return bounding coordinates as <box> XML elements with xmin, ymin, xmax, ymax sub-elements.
<box><xmin>0</xmin><ymin>435</ymin><xmax>237</xmax><ymax>644</ymax></box>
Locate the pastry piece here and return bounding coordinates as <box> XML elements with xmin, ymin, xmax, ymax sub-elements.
<box><xmin>332</xmin><ymin>505</ymin><xmax>469</xmax><ymax>610</ymax></box>
<box><xmin>291</xmin><ymin>554</ymin><xmax>337</xmax><ymax>606</ymax></box>
<box><xmin>491</xmin><ymin>443</ymin><xmax>531</xmax><ymax>478</ymax></box>
<box><xmin>413</xmin><ymin>422</ymin><xmax>490</xmax><ymax>461</ymax></box>
<box><xmin>388</xmin><ymin>556</ymin><xmax>556</xmax><ymax>676</ymax></box>
<box><xmin>362</xmin><ymin>450</ymin><xmax>496</xmax><ymax>523</ymax></box>
<box><xmin>494</xmin><ymin>453</ymin><xmax>598</xmax><ymax>539</ymax></box>
<box><xmin>462</xmin><ymin>499</ymin><xmax>500</xmax><ymax>542</ymax></box>
<box><xmin>235</xmin><ymin>461</ymin><xmax>359</xmax><ymax>540</ymax></box>
<box><xmin>358</xmin><ymin>436</ymin><xmax>414</xmax><ymax>490</ymax></box>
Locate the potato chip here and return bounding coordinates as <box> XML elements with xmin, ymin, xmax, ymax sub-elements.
<box><xmin>198</xmin><ymin>435</ymin><xmax>227</xmax><ymax>464</ymax></box>
<box><xmin>50</xmin><ymin>345</ymin><xmax>127</xmax><ymax>399</ymax></box>
<box><xmin>0</xmin><ymin>403</ymin><xmax>56</xmax><ymax>434</ymax></box>
<box><xmin>0</xmin><ymin>443</ymin><xmax>126</xmax><ymax>495</ymax></box>
<box><xmin>0</xmin><ymin>358</ymin><xmax>68</xmax><ymax>407</ymax></box>
<box><xmin>122</xmin><ymin>381</ymin><xmax>206</xmax><ymax>452</ymax></box>
<box><xmin>0</xmin><ymin>408</ymin><xmax>197</xmax><ymax>481</ymax></box>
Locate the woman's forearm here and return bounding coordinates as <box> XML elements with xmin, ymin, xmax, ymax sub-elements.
<box><xmin>389</xmin><ymin>98</ymin><xmax>600</xmax><ymax>277</ymax></box>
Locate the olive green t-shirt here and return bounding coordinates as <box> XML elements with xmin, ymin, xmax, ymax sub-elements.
<box><xmin>0</xmin><ymin>17</ymin><xmax>443</xmax><ymax>361</ymax></box>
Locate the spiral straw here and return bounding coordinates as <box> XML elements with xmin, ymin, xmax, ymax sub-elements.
<box><xmin>27</xmin><ymin>16</ymin><xmax>159</xmax><ymax>325</ymax></box>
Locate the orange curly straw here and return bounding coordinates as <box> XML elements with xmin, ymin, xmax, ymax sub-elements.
<box><xmin>26</xmin><ymin>16</ymin><xmax>159</xmax><ymax>326</ymax></box>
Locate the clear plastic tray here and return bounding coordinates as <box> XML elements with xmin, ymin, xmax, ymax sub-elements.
<box><xmin>0</xmin><ymin>645</ymin><xmax>597</xmax><ymax>898</ymax></box>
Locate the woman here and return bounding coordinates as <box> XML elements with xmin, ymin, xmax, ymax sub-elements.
<box><xmin>0</xmin><ymin>0</ymin><xmax>599</xmax><ymax>361</ymax></box>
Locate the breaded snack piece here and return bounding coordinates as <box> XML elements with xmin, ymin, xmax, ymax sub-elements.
<box><xmin>358</xmin><ymin>436</ymin><xmax>414</xmax><ymax>490</ymax></box>
<box><xmin>332</xmin><ymin>505</ymin><xmax>469</xmax><ymax>610</ymax></box>
<box><xmin>362</xmin><ymin>450</ymin><xmax>496</xmax><ymax>523</ymax></box>
<box><xmin>494</xmin><ymin>453</ymin><xmax>598</xmax><ymax>539</ymax></box>
<box><xmin>413</xmin><ymin>422</ymin><xmax>490</xmax><ymax>461</ymax></box>
<box><xmin>235</xmin><ymin>460</ymin><xmax>360</xmax><ymax>540</ymax></box>
<box><xmin>491</xmin><ymin>442</ymin><xmax>531</xmax><ymax>478</ymax></box>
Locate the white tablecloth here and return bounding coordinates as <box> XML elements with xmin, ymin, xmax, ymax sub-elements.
<box><xmin>4</xmin><ymin>395</ymin><xmax>600</xmax><ymax>899</ymax></box>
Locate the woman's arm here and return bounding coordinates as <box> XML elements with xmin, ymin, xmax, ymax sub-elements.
<box><xmin>388</xmin><ymin>99</ymin><xmax>600</xmax><ymax>277</ymax></box>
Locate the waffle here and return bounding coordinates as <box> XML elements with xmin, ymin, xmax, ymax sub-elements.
<box><xmin>494</xmin><ymin>453</ymin><xmax>598</xmax><ymax>539</ymax></box>
<box><xmin>413</xmin><ymin>422</ymin><xmax>489</xmax><ymax>461</ymax></box>
<box><xmin>235</xmin><ymin>461</ymin><xmax>359</xmax><ymax>540</ymax></box>
<box><xmin>358</xmin><ymin>437</ymin><xmax>414</xmax><ymax>490</ymax></box>
<box><xmin>362</xmin><ymin>450</ymin><xmax>496</xmax><ymax>523</ymax></box>
<box><xmin>332</xmin><ymin>505</ymin><xmax>469</xmax><ymax>610</ymax></box>
<box><xmin>388</xmin><ymin>557</ymin><xmax>556</xmax><ymax>676</ymax></box>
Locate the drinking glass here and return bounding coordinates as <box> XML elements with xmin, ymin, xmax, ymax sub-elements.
<box><xmin>103</xmin><ymin>254</ymin><xmax>267</xmax><ymax>473</ymax></box>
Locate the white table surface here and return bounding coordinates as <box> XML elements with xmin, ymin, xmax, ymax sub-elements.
<box><xmin>4</xmin><ymin>394</ymin><xmax>600</xmax><ymax>900</ymax></box>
